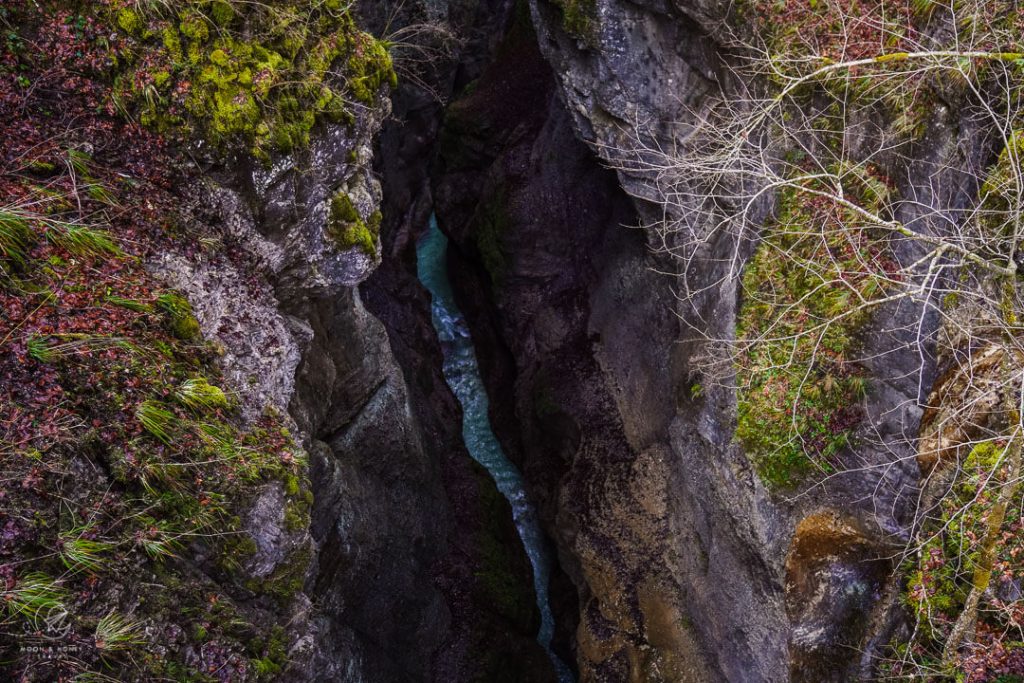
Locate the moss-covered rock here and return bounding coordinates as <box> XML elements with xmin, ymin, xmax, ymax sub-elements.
<box><xmin>735</xmin><ymin>177</ymin><xmax>888</xmax><ymax>489</ymax></box>
<box><xmin>327</xmin><ymin>190</ymin><xmax>380</xmax><ymax>256</ymax></box>
<box><xmin>157</xmin><ymin>291</ymin><xmax>202</xmax><ymax>340</ymax></box>
<box><xmin>552</xmin><ymin>0</ymin><xmax>598</xmax><ymax>45</ymax></box>
<box><xmin>108</xmin><ymin>0</ymin><xmax>396</xmax><ymax>161</ymax></box>
<box><xmin>0</xmin><ymin>4</ymin><xmax>347</xmax><ymax>681</ymax></box>
<box><xmin>245</xmin><ymin>544</ymin><xmax>313</xmax><ymax>606</ymax></box>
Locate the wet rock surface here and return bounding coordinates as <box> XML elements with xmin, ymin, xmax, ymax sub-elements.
<box><xmin>785</xmin><ymin>512</ymin><xmax>893</xmax><ymax>682</ymax></box>
<box><xmin>335</xmin><ymin>0</ymin><xmax>557</xmax><ymax>680</ymax></box>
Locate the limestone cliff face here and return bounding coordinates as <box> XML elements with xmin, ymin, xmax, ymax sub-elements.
<box><xmin>431</xmin><ymin>1</ymin><xmax>995</xmax><ymax>681</ymax></box>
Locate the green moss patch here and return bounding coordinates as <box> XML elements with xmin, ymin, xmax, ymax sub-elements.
<box><xmin>552</xmin><ymin>0</ymin><xmax>598</xmax><ymax>45</ymax></box>
<box><xmin>245</xmin><ymin>544</ymin><xmax>313</xmax><ymax>606</ymax></box>
<box><xmin>735</xmin><ymin>172</ymin><xmax>896</xmax><ymax>489</ymax></box>
<box><xmin>327</xmin><ymin>190</ymin><xmax>380</xmax><ymax>256</ymax></box>
<box><xmin>108</xmin><ymin>0</ymin><xmax>396</xmax><ymax>161</ymax></box>
<box><xmin>888</xmin><ymin>440</ymin><xmax>1024</xmax><ymax>675</ymax></box>
<box><xmin>157</xmin><ymin>291</ymin><xmax>202</xmax><ymax>339</ymax></box>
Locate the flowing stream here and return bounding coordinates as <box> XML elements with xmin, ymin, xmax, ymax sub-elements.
<box><xmin>416</xmin><ymin>215</ymin><xmax>574</xmax><ymax>682</ymax></box>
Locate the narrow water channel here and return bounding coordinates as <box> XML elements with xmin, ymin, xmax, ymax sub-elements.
<box><xmin>416</xmin><ymin>215</ymin><xmax>574</xmax><ymax>682</ymax></box>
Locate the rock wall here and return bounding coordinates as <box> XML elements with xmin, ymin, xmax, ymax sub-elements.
<box><xmin>428</xmin><ymin>0</ymin><xmax>1001</xmax><ymax>680</ymax></box>
<box><xmin>434</xmin><ymin>8</ymin><xmax>746</xmax><ymax>680</ymax></box>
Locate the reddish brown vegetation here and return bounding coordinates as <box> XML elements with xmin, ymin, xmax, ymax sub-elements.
<box><xmin>1</xmin><ymin>3</ymin><xmax>306</xmax><ymax>680</ymax></box>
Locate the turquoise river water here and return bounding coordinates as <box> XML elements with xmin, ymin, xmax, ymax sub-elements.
<box><xmin>416</xmin><ymin>215</ymin><xmax>574</xmax><ymax>682</ymax></box>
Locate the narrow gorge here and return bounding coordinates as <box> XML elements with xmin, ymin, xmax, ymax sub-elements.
<box><xmin>1</xmin><ymin>1</ymin><xmax>1023</xmax><ymax>682</ymax></box>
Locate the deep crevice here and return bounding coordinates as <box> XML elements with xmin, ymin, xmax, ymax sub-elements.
<box><xmin>355</xmin><ymin>0</ymin><xmax>579</xmax><ymax>679</ymax></box>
